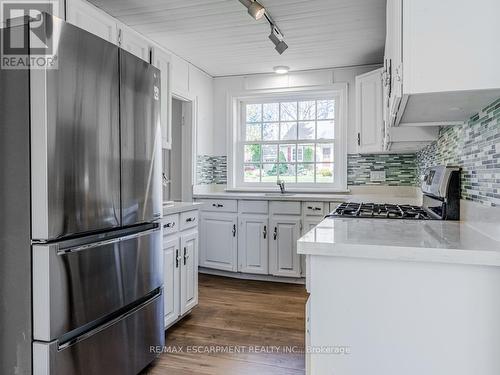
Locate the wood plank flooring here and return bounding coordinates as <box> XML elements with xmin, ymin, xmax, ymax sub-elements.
<box><xmin>142</xmin><ymin>274</ymin><xmax>308</xmax><ymax>375</ymax></box>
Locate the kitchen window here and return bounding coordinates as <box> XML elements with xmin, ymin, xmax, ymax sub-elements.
<box><xmin>229</xmin><ymin>87</ymin><xmax>347</xmax><ymax>191</ymax></box>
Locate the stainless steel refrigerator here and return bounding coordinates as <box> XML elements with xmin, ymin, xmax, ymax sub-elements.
<box><xmin>0</xmin><ymin>14</ymin><xmax>164</xmax><ymax>375</ymax></box>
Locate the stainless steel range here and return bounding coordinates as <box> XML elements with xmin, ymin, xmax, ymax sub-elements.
<box><xmin>328</xmin><ymin>165</ymin><xmax>461</xmax><ymax>221</ymax></box>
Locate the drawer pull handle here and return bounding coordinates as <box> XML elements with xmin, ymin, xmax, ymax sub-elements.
<box><xmin>263</xmin><ymin>225</ymin><xmax>267</xmax><ymax>239</ymax></box>
<box><xmin>307</xmin><ymin>206</ymin><xmax>321</xmax><ymax>211</ymax></box>
<box><xmin>163</xmin><ymin>222</ymin><xmax>175</xmax><ymax>228</ymax></box>
<box><xmin>212</xmin><ymin>203</ymin><xmax>224</xmax><ymax>208</ymax></box>
<box><xmin>186</xmin><ymin>217</ymin><xmax>196</xmax><ymax>223</ymax></box>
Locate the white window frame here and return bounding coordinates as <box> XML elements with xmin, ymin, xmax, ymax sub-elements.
<box><xmin>227</xmin><ymin>84</ymin><xmax>348</xmax><ymax>192</ymax></box>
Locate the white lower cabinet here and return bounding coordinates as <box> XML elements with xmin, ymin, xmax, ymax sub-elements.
<box><xmin>162</xmin><ymin>210</ymin><xmax>199</xmax><ymax>329</ymax></box>
<box><xmin>269</xmin><ymin>215</ymin><xmax>301</xmax><ymax>278</ymax></box>
<box><xmin>180</xmin><ymin>231</ymin><xmax>198</xmax><ymax>314</ymax></box>
<box><xmin>163</xmin><ymin>236</ymin><xmax>180</xmax><ymax>327</ymax></box>
<box><xmin>199</xmin><ymin>212</ymin><xmax>238</xmax><ymax>272</ymax></box>
<box><xmin>238</xmin><ymin>215</ymin><xmax>268</xmax><ymax>274</ymax></box>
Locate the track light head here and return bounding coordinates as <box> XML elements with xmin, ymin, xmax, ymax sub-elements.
<box><xmin>268</xmin><ymin>25</ymin><xmax>288</xmax><ymax>55</ymax></box>
<box><xmin>239</xmin><ymin>0</ymin><xmax>266</xmax><ymax>20</ymax></box>
<box><xmin>247</xmin><ymin>1</ymin><xmax>265</xmax><ymax>20</ymax></box>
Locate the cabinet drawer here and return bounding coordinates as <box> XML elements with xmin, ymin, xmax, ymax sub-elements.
<box><xmin>180</xmin><ymin>210</ymin><xmax>198</xmax><ymax>231</ymax></box>
<box><xmin>270</xmin><ymin>201</ymin><xmax>301</xmax><ymax>215</ymax></box>
<box><xmin>238</xmin><ymin>200</ymin><xmax>268</xmax><ymax>214</ymax></box>
<box><xmin>303</xmin><ymin>202</ymin><xmax>325</xmax><ymax>216</ymax></box>
<box><xmin>162</xmin><ymin>214</ymin><xmax>179</xmax><ymax>236</ymax></box>
<box><xmin>198</xmin><ymin>199</ymin><xmax>238</xmax><ymax>212</ymax></box>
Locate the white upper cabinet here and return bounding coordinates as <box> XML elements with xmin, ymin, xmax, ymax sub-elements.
<box><xmin>152</xmin><ymin>47</ymin><xmax>172</xmax><ymax>149</ymax></box>
<box><xmin>386</xmin><ymin>0</ymin><xmax>500</xmax><ymax>126</ymax></box>
<box><xmin>170</xmin><ymin>54</ymin><xmax>190</xmax><ymax>96</ymax></box>
<box><xmin>355</xmin><ymin>68</ymin><xmax>384</xmax><ymax>154</ymax></box>
<box><xmin>66</xmin><ymin>0</ymin><xmax>118</xmax><ymax>44</ymax></box>
<box><xmin>119</xmin><ymin>25</ymin><xmax>151</xmax><ymax>63</ymax></box>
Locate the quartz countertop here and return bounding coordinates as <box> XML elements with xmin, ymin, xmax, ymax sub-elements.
<box><xmin>162</xmin><ymin>201</ymin><xmax>203</xmax><ymax>216</ymax></box>
<box><xmin>298</xmin><ymin>217</ymin><xmax>500</xmax><ymax>267</ymax></box>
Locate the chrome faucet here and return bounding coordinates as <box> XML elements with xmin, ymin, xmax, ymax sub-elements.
<box><xmin>277</xmin><ymin>179</ymin><xmax>286</xmax><ymax>194</ymax></box>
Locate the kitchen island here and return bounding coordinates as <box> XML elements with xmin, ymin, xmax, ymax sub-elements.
<box><xmin>298</xmin><ymin>217</ymin><xmax>500</xmax><ymax>375</ymax></box>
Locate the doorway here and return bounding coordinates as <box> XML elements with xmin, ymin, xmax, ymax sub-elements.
<box><xmin>162</xmin><ymin>95</ymin><xmax>195</xmax><ymax>202</ymax></box>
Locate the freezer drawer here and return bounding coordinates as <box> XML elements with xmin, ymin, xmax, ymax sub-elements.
<box><xmin>33</xmin><ymin>226</ymin><xmax>162</xmax><ymax>342</ymax></box>
<box><xmin>120</xmin><ymin>49</ymin><xmax>162</xmax><ymax>226</ymax></box>
<box><xmin>33</xmin><ymin>291</ymin><xmax>164</xmax><ymax>375</ymax></box>
<box><xmin>30</xmin><ymin>14</ymin><xmax>121</xmax><ymax>240</ymax></box>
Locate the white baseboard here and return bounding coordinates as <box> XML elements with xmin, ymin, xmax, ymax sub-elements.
<box><xmin>198</xmin><ymin>267</ymin><xmax>305</xmax><ymax>285</ymax></box>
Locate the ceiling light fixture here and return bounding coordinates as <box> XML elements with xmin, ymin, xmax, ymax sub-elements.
<box><xmin>238</xmin><ymin>0</ymin><xmax>288</xmax><ymax>55</ymax></box>
<box><xmin>273</xmin><ymin>65</ymin><xmax>289</xmax><ymax>74</ymax></box>
<box><xmin>238</xmin><ymin>0</ymin><xmax>266</xmax><ymax>20</ymax></box>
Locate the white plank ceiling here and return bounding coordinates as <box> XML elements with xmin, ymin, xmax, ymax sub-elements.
<box><xmin>89</xmin><ymin>0</ymin><xmax>386</xmax><ymax>76</ymax></box>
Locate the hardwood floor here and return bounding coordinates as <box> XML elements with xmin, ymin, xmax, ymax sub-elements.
<box><xmin>142</xmin><ymin>274</ymin><xmax>308</xmax><ymax>375</ymax></box>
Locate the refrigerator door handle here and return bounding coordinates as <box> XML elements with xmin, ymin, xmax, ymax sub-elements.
<box><xmin>57</xmin><ymin>228</ymin><xmax>159</xmax><ymax>255</ymax></box>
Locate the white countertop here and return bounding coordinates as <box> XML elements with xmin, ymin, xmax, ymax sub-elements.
<box><xmin>162</xmin><ymin>201</ymin><xmax>203</xmax><ymax>216</ymax></box>
<box><xmin>298</xmin><ymin>217</ymin><xmax>500</xmax><ymax>267</ymax></box>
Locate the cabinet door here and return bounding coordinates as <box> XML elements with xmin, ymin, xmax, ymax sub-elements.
<box><xmin>66</xmin><ymin>0</ymin><xmax>118</xmax><ymax>44</ymax></box>
<box><xmin>269</xmin><ymin>216</ymin><xmax>301</xmax><ymax>277</ymax></box>
<box><xmin>163</xmin><ymin>236</ymin><xmax>180</xmax><ymax>328</ymax></box>
<box><xmin>170</xmin><ymin>54</ymin><xmax>190</xmax><ymax>96</ymax></box>
<box><xmin>152</xmin><ymin>47</ymin><xmax>172</xmax><ymax>149</ymax></box>
<box><xmin>238</xmin><ymin>215</ymin><xmax>268</xmax><ymax>275</ymax></box>
<box><xmin>301</xmin><ymin>217</ymin><xmax>323</xmax><ymax>277</ymax></box>
<box><xmin>199</xmin><ymin>213</ymin><xmax>237</xmax><ymax>272</ymax></box>
<box><xmin>386</xmin><ymin>0</ymin><xmax>403</xmax><ymax>125</ymax></box>
<box><xmin>180</xmin><ymin>231</ymin><xmax>198</xmax><ymax>315</ymax></box>
<box><xmin>119</xmin><ymin>25</ymin><xmax>151</xmax><ymax>63</ymax></box>
<box><xmin>356</xmin><ymin>68</ymin><xmax>384</xmax><ymax>153</ymax></box>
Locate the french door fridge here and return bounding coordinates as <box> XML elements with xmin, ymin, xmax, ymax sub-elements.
<box><xmin>0</xmin><ymin>13</ymin><xmax>163</xmax><ymax>375</ymax></box>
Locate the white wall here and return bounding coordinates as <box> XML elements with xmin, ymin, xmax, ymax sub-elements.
<box><xmin>209</xmin><ymin>65</ymin><xmax>381</xmax><ymax>156</ymax></box>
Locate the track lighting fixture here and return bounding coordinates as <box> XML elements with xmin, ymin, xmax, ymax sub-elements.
<box><xmin>238</xmin><ymin>0</ymin><xmax>288</xmax><ymax>55</ymax></box>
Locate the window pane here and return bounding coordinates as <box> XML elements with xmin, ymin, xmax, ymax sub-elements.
<box><xmin>262</xmin><ymin>144</ymin><xmax>278</xmax><ymax>162</ymax></box>
<box><xmin>298</xmin><ymin>121</ymin><xmax>315</xmax><ymax>140</ymax></box>
<box><xmin>262</xmin><ymin>123</ymin><xmax>279</xmax><ymax>141</ymax></box>
<box><xmin>316</xmin><ymin>143</ymin><xmax>334</xmax><ymax>163</ymax></box>
<box><xmin>262</xmin><ymin>164</ymin><xmax>278</xmax><ymax>182</ymax></box>
<box><xmin>278</xmin><ymin>164</ymin><xmax>296</xmax><ymax>183</ymax></box>
<box><xmin>246</xmin><ymin>104</ymin><xmax>261</xmax><ymax>122</ymax></box>
<box><xmin>244</xmin><ymin>164</ymin><xmax>261</xmax><ymax>182</ymax></box>
<box><xmin>297</xmin><ymin>164</ymin><xmax>314</xmax><ymax>183</ymax></box>
<box><xmin>244</xmin><ymin>144</ymin><xmax>261</xmax><ymax>163</ymax></box>
<box><xmin>317</xmin><ymin>120</ymin><xmax>334</xmax><ymax>139</ymax></box>
<box><xmin>279</xmin><ymin>144</ymin><xmax>296</xmax><ymax>162</ymax></box>
<box><xmin>280</xmin><ymin>122</ymin><xmax>297</xmax><ymax>140</ymax></box>
<box><xmin>263</xmin><ymin>103</ymin><xmax>279</xmax><ymax>122</ymax></box>
<box><xmin>280</xmin><ymin>102</ymin><xmax>297</xmax><ymax>121</ymax></box>
<box><xmin>317</xmin><ymin>100</ymin><xmax>334</xmax><ymax>120</ymax></box>
<box><xmin>297</xmin><ymin>144</ymin><xmax>314</xmax><ymax>162</ymax></box>
<box><xmin>246</xmin><ymin>123</ymin><xmax>261</xmax><ymax>141</ymax></box>
<box><xmin>299</xmin><ymin>101</ymin><xmax>316</xmax><ymax>120</ymax></box>
<box><xmin>316</xmin><ymin>163</ymin><xmax>334</xmax><ymax>183</ymax></box>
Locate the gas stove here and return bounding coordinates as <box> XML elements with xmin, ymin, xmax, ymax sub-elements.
<box><xmin>329</xmin><ymin>202</ymin><xmax>433</xmax><ymax>220</ymax></box>
<box><xmin>327</xmin><ymin>165</ymin><xmax>461</xmax><ymax>221</ymax></box>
